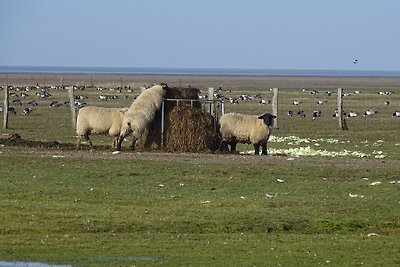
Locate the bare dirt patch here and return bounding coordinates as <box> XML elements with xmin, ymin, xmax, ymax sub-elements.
<box><xmin>1</xmin><ymin>140</ymin><xmax>398</xmax><ymax>168</ymax></box>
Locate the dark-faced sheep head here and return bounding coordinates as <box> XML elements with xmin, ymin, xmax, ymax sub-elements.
<box><xmin>258</xmin><ymin>113</ymin><xmax>276</xmax><ymax>127</ymax></box>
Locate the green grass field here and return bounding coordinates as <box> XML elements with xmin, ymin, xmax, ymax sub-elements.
<box><xmin>0</xmin><ymin>82</ymin><xmax>399</xmax><ymax>266</ymax></box>
<box><xmin>1</xmin><ymin>156</ymin><xmax>399</xmax><ymax>266</ymax></box>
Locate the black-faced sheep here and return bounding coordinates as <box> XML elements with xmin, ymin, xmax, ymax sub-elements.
<box><xmin>116</xmin><ymin>83</ymin><xmax>167</xmax><ymax>151</ymax></box>
<box><xmin>76</xmin><ymin>106</ymin><xmax>129</xmax><ymax>149</ymax></box>
<box><xmin>219</xmin><ymin>112</ymin><xmax>276</xmax><ymax>155</ymax></box>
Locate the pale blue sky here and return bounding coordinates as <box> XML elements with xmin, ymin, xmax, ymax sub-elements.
<box><xmin>1</xmin><ymin>0</ymin><xmax>399</xmax><ymax>71</ymax></box>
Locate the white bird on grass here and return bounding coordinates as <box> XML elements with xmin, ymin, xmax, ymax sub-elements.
<box><xmin>363</xmin><ymin>109</ymin><xmax>377</xmax><ymax>116</ymax></box>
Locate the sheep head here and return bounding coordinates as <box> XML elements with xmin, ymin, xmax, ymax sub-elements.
<box><xmin>258</xmin><ymin>113</ymin><xmax>276</xmax><ymax>127</ymax></box>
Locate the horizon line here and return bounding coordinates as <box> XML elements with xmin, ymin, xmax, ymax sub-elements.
<box><xmin>1</xmin><ymin>65</ymin><xmax>400</xmax><ymax>78</ymax></box>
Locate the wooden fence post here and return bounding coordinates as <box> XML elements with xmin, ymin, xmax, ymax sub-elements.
<box><xmin>3</xmin><ymin>85</ymin><xmax>9</xmax><ymax>129</ymax></box>
<box><xmin>272</xmin><ymin>87</ymin><xmax>279</xmax><ymax>128</ymax></box>
<box><xmin>68</xmin><ymin>86</ymin><xmax>76</xmax><ymax>129</ymax></box>
<box><xmin>337</xmin><ymin>88</ymin><xmax>348</xmax><ymax>130</ymax></box>
<box><xmin>160</xmin><ymin>101</ymin><xmax>165</xmax><ymax>148</ymax></box>
<box><xmin>208</xmin><ymin>87</ymin><xmax>214</xmax><ymax>116</ymax></box>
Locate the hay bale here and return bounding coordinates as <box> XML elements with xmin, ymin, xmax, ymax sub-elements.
<box><xmin>164</xmin><ymin>105</ymin><xmax>219</xmax><ymax>152</ymax></box>
<box><xmin>136</xmin><ymin>87</ymin><xmax>219</xmax><ymax>152</ymax></box>
<box><xmin>164</xmin><ymin>86</ymin><xmax>202</xmax><ymax>109</ymax></box>
<box><xmin>165</xmin><ymin>86</ymin><xmax>201</xmax><ymax>101</ymax></box>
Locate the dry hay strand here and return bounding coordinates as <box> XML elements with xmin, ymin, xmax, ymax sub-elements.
<box><xmin>136</xmin><ymin>87</ymin><xmax>219</xmax><ymax>152</ymax></box>
<box><xmin>165</xmin><ymin>86</ymin><xmax>201</xmax><ymax>101</ymax></box>
<box><xmin>164</xmin><ymin>86</ymin><xmax>202</xmax><ymax>109</ymax></box>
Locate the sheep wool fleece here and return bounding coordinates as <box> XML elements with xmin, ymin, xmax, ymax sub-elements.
<box><xmin>219</xmin><ymin>113</ymin><xmax>271</xmax><ymax>144</ymax></box>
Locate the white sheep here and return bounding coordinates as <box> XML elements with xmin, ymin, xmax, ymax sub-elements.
<box><xmin>76</xmin><ymin>106</ymin><xmax>129</xmax><ymax>149</ymax></box>
<box><xmin>116</xmin><ymin>83</ymin><xmax>167</xmax><ymax>151</ymax></box>
<box><xmin>219</xmin><ymin>112</ymin><xmax>276</xmax><ymax>155</ymax></box>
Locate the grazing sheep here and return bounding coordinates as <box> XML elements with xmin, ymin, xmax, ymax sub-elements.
<box><xmin>219</xmin><ymin>112</ymin><xmax>276</xmax><ymax>155</ymax></box>
<box><xmin>116</xmin><ymin>83</ymin><xmax>167</xmax><ymax>151</ymax></box>
<box><xmin>76</xmin><ymin>106</ymin><xmax>129</xmax><ymax>149</ymax></box>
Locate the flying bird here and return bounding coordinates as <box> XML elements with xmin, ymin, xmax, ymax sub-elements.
<box><xmin>353</xmin><ymin>59</ymin><xmax>358</xmax><ymax>64</ymax></box>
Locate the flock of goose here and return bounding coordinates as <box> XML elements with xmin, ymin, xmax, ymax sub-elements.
<box><xmin>212</xmin><ymin>87</ymin><xmax>399</xmax><ymax>119</ymax></box>
<box><xmin>0</xmin><ymin>85</ymin><xmax>132</xmax><ymax>116</ymax></box>
<box><xmin>1</xmin><ymin>85</ymin><xmax>399</xmax><ymax>119</ymax></box>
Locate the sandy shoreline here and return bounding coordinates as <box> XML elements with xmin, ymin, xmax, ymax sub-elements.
<box><xmin>1</xmin><ymin>73</ymin><xmax>400</xmax><ymax>90</ymax></box>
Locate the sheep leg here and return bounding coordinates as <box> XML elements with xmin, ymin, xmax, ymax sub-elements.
<box><xmin>261</xmin><ymin>143</ymin><xmax>268</xmax><ymax>155</ymax></box>
<box><xmin>254</xmin><ymin>143</ymin><xmax>260</xmax><ymax>155</ymax></box>
<box><xmin>112</xmin><ymin>136</ymin><xmax>118</xmax><ymax>149</ymax></box>
<box><xmin>219</xmin><ymin>140</ymin><xmax>227</xmax><ymax>153</ymax></box>
<box><xmin>84</xmin><ymin>134</ymin><xmax>93</xmax><ymax>147</ymax></box>
<box><xmin>129</xmin><ymin>138</ymin><xmax>136</xmax><ymax>151</ymax></box>
<box><xmin>76</xmin><ymin>136</ymin><xmax>82</xmax><ymax>150</ymax></box>
<box><xmin>115</xmin><ymin>135</ymin><xmax>124</xmax><ymax>151</ymax></box>
<box><xmin>219</xmin><ymin>140</ymin><xmax>229</xmax><ymax>153</ymax></box>
<box><xmin>230</xmin><ymin>141</ymin><xmax>238</xmax><ymax>154</ymax></box>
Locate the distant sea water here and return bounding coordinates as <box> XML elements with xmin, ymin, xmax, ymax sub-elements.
<box><xmin>1</xmin><ymin>66</ymin><xmax>400</xmax><ymax>77</ymax></box>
